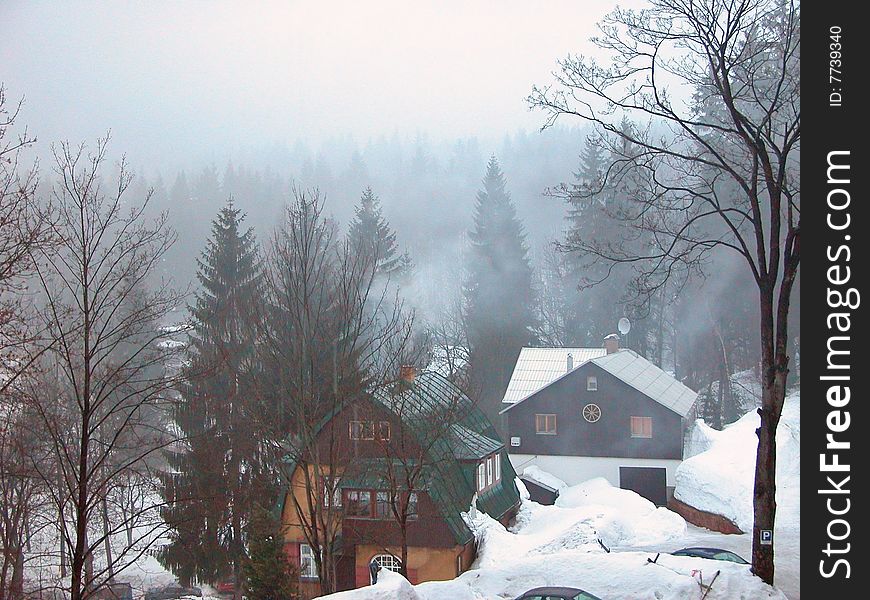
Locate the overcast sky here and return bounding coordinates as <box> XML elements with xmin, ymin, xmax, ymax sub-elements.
<box><xmin>1</xmin><ymin>0</ymin><xmax>639</xmax><ymax>169</ymax></box>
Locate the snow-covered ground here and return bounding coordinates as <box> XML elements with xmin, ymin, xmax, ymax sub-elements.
<box><xmin>316</xmin><ymin>475</ymin><xmax>787</xmax><ymax>600</ymax></box>
<box><xmin>316</xmin><ymin>392</ymin><xmax>801</xmax><ymax>600</ymax></box>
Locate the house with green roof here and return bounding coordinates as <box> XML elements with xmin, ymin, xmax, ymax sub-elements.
<box><xmin>279</xmin><ymin>368</ymin><xmax>520</xmax><ymax>597</ymax></box>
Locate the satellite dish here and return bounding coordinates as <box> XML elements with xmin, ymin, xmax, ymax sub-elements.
<box><xmin>618</xmin><ymin>317</ymin><xmax>632</xmax><ymax>336</ymax></box>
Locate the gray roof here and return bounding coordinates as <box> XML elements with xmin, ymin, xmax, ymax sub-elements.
<box><xmin>501</xmin><ymin>349</ymin><xmax>697</xmax><ymax>418</ymax></box>
<box><xmin>501</xmin><ymin>347</ymin><xmax>607</xmax><ymax>404</ymax></box>
<box><xmin>591</xmin><ymin>350</ymin><xmax>697</xmax><ymax>417</ymax></box>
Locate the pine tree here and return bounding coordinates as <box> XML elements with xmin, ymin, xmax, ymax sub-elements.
<box><xmin>243</xmin><ymin>508</ymin><xmax>299</xmax><ymax>600</ymax></box>
<box><xmin>464</xmin><ymin>157</ymin><xmax>537</xmax><ymax>424</ymax></box>
<box><xmin>347</xmin><ymin>187</ymin><xmax>410</xmax><ymax>278</ymax></box>
<box><xmin>160</xmin><ymin>201</ymin><xmax>273</xmax><ymax>591</ymax></box>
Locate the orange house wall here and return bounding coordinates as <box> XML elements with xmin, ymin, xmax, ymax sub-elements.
<box><xmin>354</xmin><ymin>544</ymin><xmax>470</xmax><ymax>587</ymax></box>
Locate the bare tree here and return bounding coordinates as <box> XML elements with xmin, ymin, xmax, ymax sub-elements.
<box><xmin>27</xmin><ymin>136</ymin><xmax>183</xmax><ymax>600</ymax></box>
<box><xmin>0</xmin><ymin>84</ymin><xmax>55</xmax><ymax>393</ymax></box>
<box><xmin>256</xmin><ymin>189</ymin><xmax>417</xmax><ymax>596</ymax></box>
<box><xmin>529</xmin><ymin>0</ymin><xmax>798</xmax><ymax>583</ymax></box>
<box><xmin>364</xmin><ymin>376</ymin><xmax>472</xmax><ymax>579</ymax></box>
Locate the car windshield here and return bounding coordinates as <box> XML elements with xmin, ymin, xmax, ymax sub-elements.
<box><xmin>712</xmin><ymin>551</ymin><xmax>748</xmax><ymax>563</ymax></box>
<box><xmin>573</xmin><ymin>593</ymin><xmax>602</xmax><ymax>600</ymax></box>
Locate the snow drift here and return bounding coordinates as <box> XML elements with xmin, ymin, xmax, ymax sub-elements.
<box><xmin>675</xmin><ymin>392</ymin><xmax>800</xmax><ymax>533</ymax></box>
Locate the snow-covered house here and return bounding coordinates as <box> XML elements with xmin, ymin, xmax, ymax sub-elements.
<box><xmin>500</xmin><ymin>337</ymin><xmax>697</xmax><ymax>505</ymax></box>
<box><xmin>279</xmin><ymin>369</ymin><xmax>520</xmax><ymax>598</ymax></box>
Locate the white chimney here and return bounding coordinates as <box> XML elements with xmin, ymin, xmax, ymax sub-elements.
<box><xmin>566</xmin><ymin>352</ymin><xmax>574</xmax><ymax>372</ymax></box>
<box><xmin>603</xmin><ymin>334</ymin><xmax>620</xmax><ymax>355</ymax></box>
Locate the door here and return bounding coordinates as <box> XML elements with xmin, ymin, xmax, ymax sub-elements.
<box><xmin>619</xmin><ymin>466</ymin><xmax>667</xmax><ymax>506</ymax></box>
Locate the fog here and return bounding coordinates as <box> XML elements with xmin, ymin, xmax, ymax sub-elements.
<box><xmin>2</xmin><ymin>0</ymin><xmax>754</xmax><ymax>359</ymax></box>
<box><xmin>1</xmin><ymin>0</ymin><xmax>638</xmax><ymax>169</ymax></box>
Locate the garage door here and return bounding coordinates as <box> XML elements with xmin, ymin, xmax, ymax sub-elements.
<box><xmin>619</xmin><ymin>466</ymin><xmax>667</xmax><ymax>506</ymax></box>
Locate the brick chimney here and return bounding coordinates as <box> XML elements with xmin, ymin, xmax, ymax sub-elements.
<box><xmin>603</xmin><ymin>333</ymin><xmax>620</xmax><ymax>355</ymax></box>
<box><xmin>400</xmin><ymin>365</ymin><xmax>417</xmax><ymax>383</ymax></box>
<box><xmin>566</xmin><ymin>352</ymin><xmax>574</xmax><ymax>372</ymax></box>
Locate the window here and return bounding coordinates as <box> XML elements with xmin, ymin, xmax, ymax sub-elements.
<box><xmin>406</xmin><ymin>492</ymin><xmax>418</xmax><ymax>519</ymax></box>
<box><xmin>494</xmin><ymin>453</ymin><xmax>501</xmax><ymax>482</ymax></box>
<box><xmin>535</xmin><ymin>414</ymin><xmax>557</xmax><ymax>434</ymax></box>
<box><xmin>300</xmin><ymin>543</ymin><xmax>318</xmax><ymax>578</ymax></box>
<box><xmin>346</xmin><ymin>490</ymin><xmax>372</xmax><ymax>517</ymax></box>
<box><xmin>486</xmin><ymin>457</ymin><xmax>493</xmax><ymax>486</ymax></box>
<box><xmin>582</xmin><ymin>403</ymin><xmax>602</xmax><ymax>423</ymax></box>
<box><xmin>372</xmin><ymin>554</ymin><xmax>402</xmax><ymax>573</ymax></box>
<box><xmin>349</xmin><ymin>421</ymin><xmax>375</xmax><ymax>440</ymax></box>
<box><xmin>631</xmin><ymin>416</ymin><xmax>653</xmax><ymax>438</ymax></box>
<box><xmin>323</xmin><ymin>478</ymin><xmax>342</xmax><ymax>508</ymax></box>
<box><xmin>456</xmin><ymin>553</ymin><xmax>463</xmax><ymax>576</ymax></box>
<box><xmin>375</xmin><ymin>491</ymin><xmax>392</xmax><ymax>519</ymax></box>
<box><xmin>377</xmin><ymin>421</ymin><xmax>391</xmax><ymax>441</ymax></box>
<box><xmin>477</xmin><ymin>462</ymin><xmax>486</xmax><ymax>491</ymax></box>
<box><xmin>587</xmin><ymin>375</ymin><xmax>598</xmax><ymax>391</ymax></box>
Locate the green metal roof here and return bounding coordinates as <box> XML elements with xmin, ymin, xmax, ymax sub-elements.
<box><xmin>449</xmin><ymin>424</ymin><xmax>504</xmax><ymax>460</ymax></box>
<box><xmin>371</xmin><ymin>371</ymin><xmax>520</xmax><ymax>544</ymax></box>
<box><xmin>278</xmin><ymin>371</ymin><xmax>521</xmax><ymax>546</ymax></box>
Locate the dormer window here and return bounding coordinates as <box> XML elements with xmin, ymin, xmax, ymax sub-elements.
<box><xmin>587</xmin><ymin>375</ymin><xmax>598</xmax><ymax>391</ymax></box>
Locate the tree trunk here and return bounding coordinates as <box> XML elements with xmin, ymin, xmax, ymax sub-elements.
<box><xmin>102</xmin><ymin>495</ymin><xmax>114</xmax><ymax>581</ymax></box>
<box><xmin>751</xmin><ymin>288</ymin><xmax>788</xmax><ymax>585</ymax></box>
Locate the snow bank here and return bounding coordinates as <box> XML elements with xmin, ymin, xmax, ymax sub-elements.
<box><xmin>316</xmin><ymin>477</ymin><xmax>790</xmax><ymax>600</ymax></box>
<box><xmin>315</xmin><ymin>570</ymin><xmax>421</xmax><ymax>600</ymax></box>
<box><xmin>675</xmin><ymin>392</ymin><xmax>800</xmax><ymax>533</ymax></box>
<box><xmin>684</xmin><ymin>418</ymin><xmax>722</xmax><ymax>458</ymax></box>
<box><xmin>555</xmin><ymin>477</ymin><xmax>686</xmax><ymax>547</ymax></box>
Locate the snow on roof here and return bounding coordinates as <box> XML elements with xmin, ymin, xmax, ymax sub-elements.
<box><xmin>501</xmin><ymin>347</ymin><xmax>607</xmax><ymax>404</ymax></box>
<box><xmin>591</xmin><ymin>350</ymin><xmax>697</xmax><ymax>417</ymax></box>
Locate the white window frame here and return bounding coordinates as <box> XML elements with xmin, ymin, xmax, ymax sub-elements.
<box><xmin>407</xmin><ymin>491</ymin><xmax>418</xmax><ymax>519</ymax></box>
<box><xmin>587</xmin><ymin>375</ymin><xmax>598</xmax><ymax>391</ymax></box>
<box><xmin>494</xmin><ymin>453</ymin><xmax>501</xmax><ymax>482</ymax></box>
<box><xmin>486</xmin><ymin>457</ymin><xmax>493</xmax><ymax>486</ymax></box>
<box><xmin>477</xmin><ymin>462</ymin><xmax>486</xmax><ymax>491</ymax></box>
<box><xmin>300</xmin><ymin>543</ymin><xmax>318</xmax><ymax>579</ymax></box>
<box><xmin>372</xmin><ymin>553</ymin><xmax>402</xmax><ymax>573</ymax></box>
<box><xmin>323</xmin><ymin>478</ymin><xmax>342</xmax><ymax>508</ymax></box>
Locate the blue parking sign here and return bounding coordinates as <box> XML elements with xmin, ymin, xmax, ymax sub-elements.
<box><xmin>760</xmin><ymin>529</ymin><xmax>773</xmax><ymax>545</ymax></box>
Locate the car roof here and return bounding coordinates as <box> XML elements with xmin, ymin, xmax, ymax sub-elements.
<box><xmin>522</xmin><ymin>587</ymin><xmax>586</xmax><ymax>594</ymax></box>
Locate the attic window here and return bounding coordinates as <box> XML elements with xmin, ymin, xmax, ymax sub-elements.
<box><xmin>587</xmin><ymin>375</ymin><xmax>598</xmax><ymax>391</ymax></box>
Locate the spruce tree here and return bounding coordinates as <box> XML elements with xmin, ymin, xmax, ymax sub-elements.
<box><xmin>243</xmin><ymin>508</ymin><xmax>299</xmax><ymax>600</ymax></box>
<box><xmin>160</xmin><ymin>201</ymin><xmax>272</xmax><ymax>591</ymax></box>
<box><xmin>562</xmin><ymin>132</ymin><xmax>654</xmax><ymax>354</ymax></box>
<box><xmin>347</xmin><ymin>187</ymin><xmax>409</xmax><ymax>278</ymax></box>
<box><xmin>464</xmin><ymin>157</ymin><xmax>537</xmax><ymax>424</ymax></box>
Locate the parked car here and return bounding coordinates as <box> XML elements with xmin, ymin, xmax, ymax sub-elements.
<box><xmin>513</xmin><ymin>586</ymin><xmax>603</xmax><ymax>600</ymax></box>
<box><xmin>144</xmin><ymin>583</ymin><xmax>203</xmax><ymax>600</ymax></box>
<box><xmin>671</xmin><ymin>547</ymin><xmax>749</xmax><ymax>564</ymax></box>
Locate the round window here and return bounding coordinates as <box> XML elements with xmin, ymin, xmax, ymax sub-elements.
<box><xmin>582</xmin><ymin>403</ymin><xmax>602</xmax><ymax>423</ymax></box>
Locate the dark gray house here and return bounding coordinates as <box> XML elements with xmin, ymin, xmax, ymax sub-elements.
<box><xmin>500</xmin><ymin>338</ymin><xmax>697</xmax><ymax>505</ymax></box>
